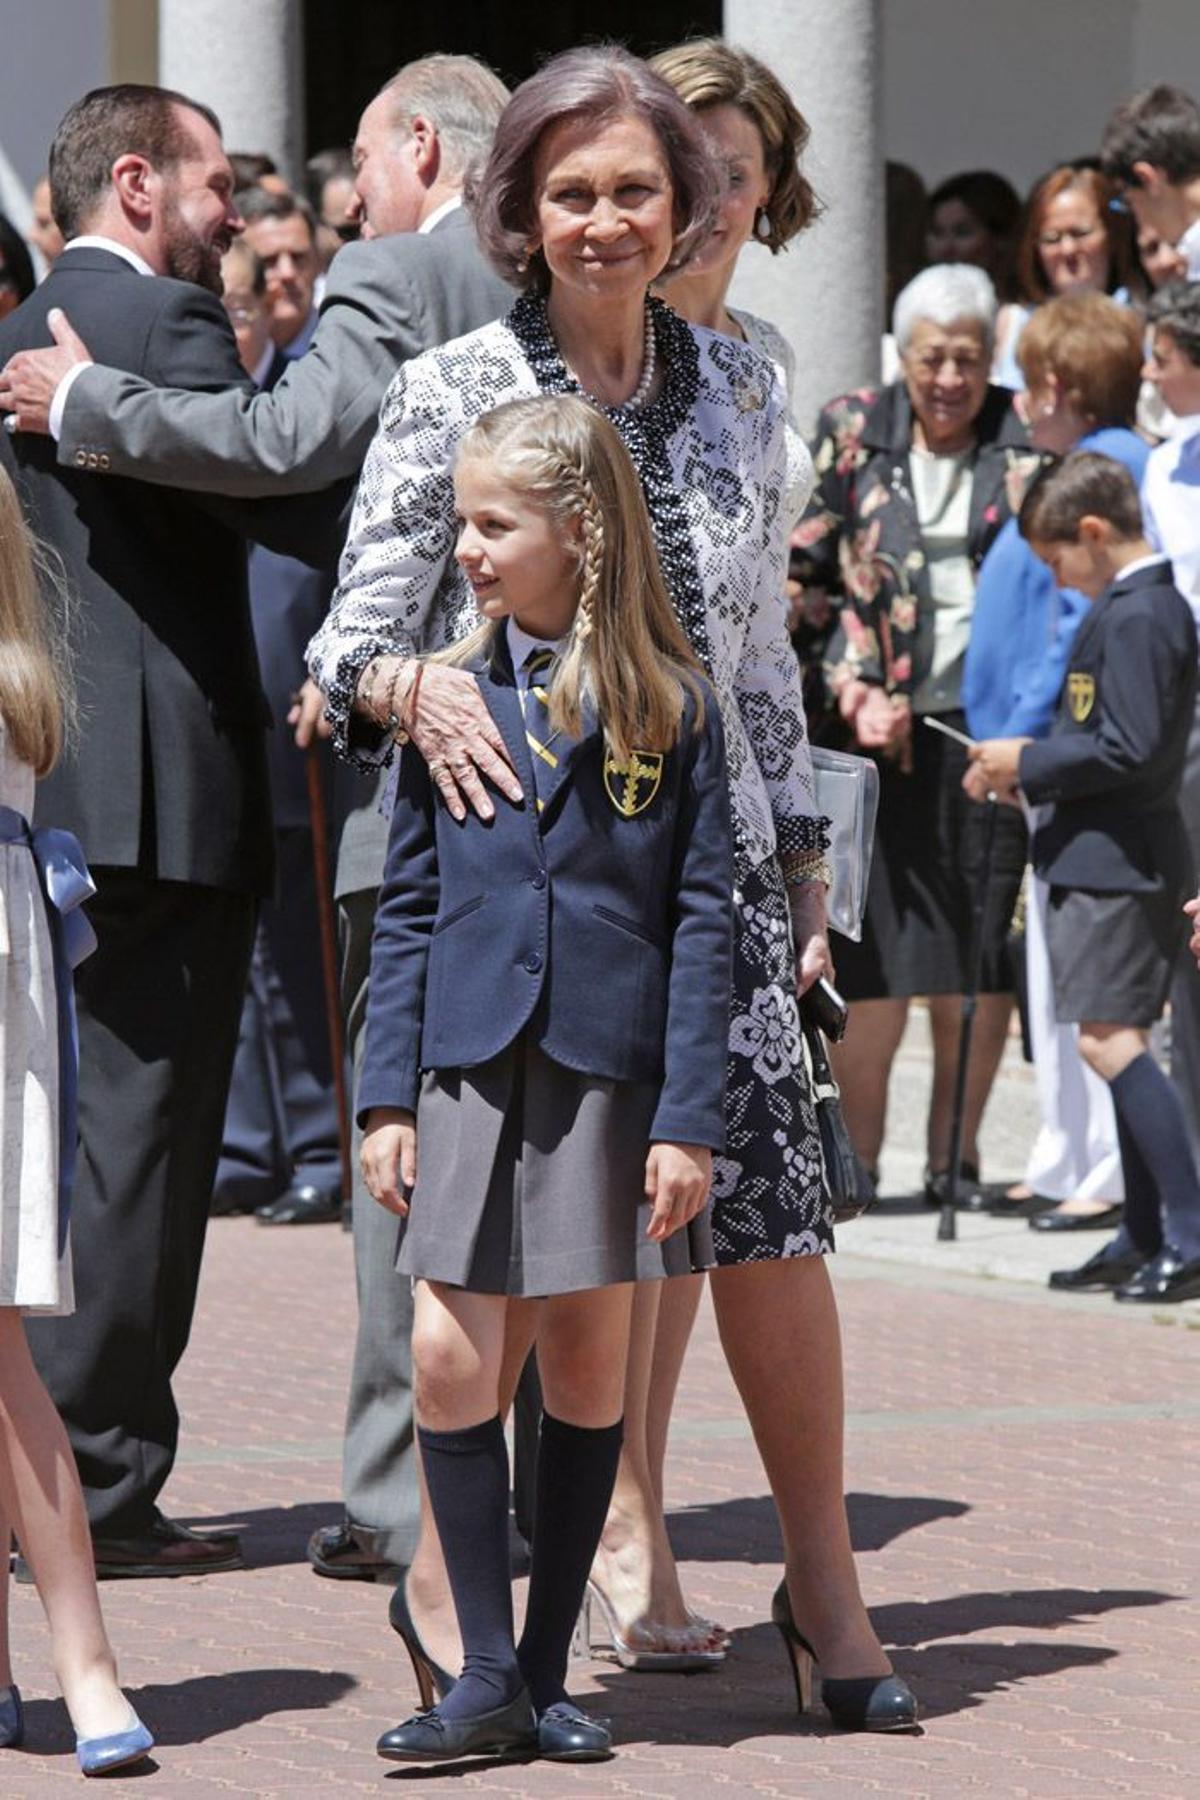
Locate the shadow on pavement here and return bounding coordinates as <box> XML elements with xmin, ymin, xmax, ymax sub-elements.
<box><xmin>668</xmin><ymin>1491</ymin><xmax>970</xmax><ymax>1561</ymax></box>
<box><xmin>579</xmin><ymin>1584</ymin><xmax>1176</xmax><ymax>1738</ymax></box>
<box><xmin>177</xmin><ymin>1501</ymin><xmax>343</xmax><ymax>1571</ymax></box>
<box><xmin>18</xmin><ymin>1667</ymin><xmax>358</xmax><ymax>1753</ymax></box>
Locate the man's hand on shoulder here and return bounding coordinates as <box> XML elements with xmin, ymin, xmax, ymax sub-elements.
<box><xmin>0</xmin><ymin>308</ymin><xmax>94</xmax><ymax>436</ymax></box>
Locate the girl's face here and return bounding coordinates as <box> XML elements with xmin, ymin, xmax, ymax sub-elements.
<box><xmin>925</xmin><ymin>198</ymin><xmax>995</xmax><ymax>273</ymax></box>
<box><xmin>684</xmin><ymin>102</ymin><xmax>771</xmax><ymax>281</ymax></box>
<box><xmin>531</xmin><ymin>112</ymin><xmax>676</xmax><ymax>301</ymax></box>
<box><xmin>454</xmin><ymin>461</ymin><xmax>581</xmax><ymax>641</ymax></box>
<box><xmin>1143</xmin><ymin>325</ymin><xmax>1200</xmax><ymax>418</ymax></box>
<box><xmin>1036</xmin><ymin>188</ymin><xmax>1110</xmax><ymax>297</ymax></box>
<box><xmin>1138</xmin><ymin>223</ymin><xmax>1187</xmax><ymax>289</ymax></box>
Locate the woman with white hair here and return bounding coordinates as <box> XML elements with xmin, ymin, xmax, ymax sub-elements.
<box><xmin>793</xmin><ymin>263</ymin><xmax>1038</xmax><ymax>1203</ymax></box>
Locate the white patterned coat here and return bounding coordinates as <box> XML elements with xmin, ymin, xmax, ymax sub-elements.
<box><xmin>308</xmin><ymin>295</ymin><xmax>825</xmax><ymax>878</ymax></box>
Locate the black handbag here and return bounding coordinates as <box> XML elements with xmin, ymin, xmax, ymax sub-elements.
<box><xmin>800</xmin><ymin>991</ymin><xmax>873</xmax><ymax>1225</ymax></box>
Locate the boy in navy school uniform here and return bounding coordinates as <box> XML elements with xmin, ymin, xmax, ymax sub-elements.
<box><xmin>971</xmin><ymin>450</ymin><xmax>1200</xmax><ymax>1303</ymax></box>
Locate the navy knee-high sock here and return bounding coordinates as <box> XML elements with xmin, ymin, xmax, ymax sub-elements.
<box><xmin>1111</xmin><ymin>1105</ymin><xmax>1163</xmax><ymax>1257</ymax></box>
<box><xmin>517</xmin><ymin>1412</ymin><xmax>623</xmax><ymax>1712</ymax></box>
<box><xmin>418</xmin><ymin>1417</ymin><xmax>523</xmax><ymax>1720</ymax></box>
<box><xmin>1110</xmin><ymin>1052</ymin><xmax>1200</xmax><ymax>1260</ymax></box>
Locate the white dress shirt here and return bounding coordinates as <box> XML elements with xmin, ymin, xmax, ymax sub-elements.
<box><xmin>1179</xmin><ymin>217</ymin><xmax>1200</xmax><ymax>281</ymax></box>
<box><xmin>1142</xmin><ymin>414</ymin><xmax>1200</xmax><ymax>620</ymax></box>
<box><xmin>505</xmin><ymin>617</ymin><xmax>569</xmax><ymax>700</ymax></box>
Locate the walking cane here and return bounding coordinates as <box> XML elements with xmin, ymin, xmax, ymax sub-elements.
<box><xmin>939</xmin><ymin>792</ymin><xmax>1000</xmax><ymax>1242</ymax></box>
<box><xmin>306</xmin><ymin>742</ymin><xmax>352</xmax><ymax>1209</ymax></box>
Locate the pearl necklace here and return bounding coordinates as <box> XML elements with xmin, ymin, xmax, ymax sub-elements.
<box><xmin>571</xmin><ymin>303</ymin><xmax>656</xmax><ymax>412</ymax></box>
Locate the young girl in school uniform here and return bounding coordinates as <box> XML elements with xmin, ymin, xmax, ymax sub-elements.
<box><xmin>359</xmin><ymin>395</ymin><xmax>734</xmax><ymax>1766</ymax></box>
<box><xmin>0</xmin><ymin>465</ymin><xmax>153</xmax><ymax>1777</ymax></box>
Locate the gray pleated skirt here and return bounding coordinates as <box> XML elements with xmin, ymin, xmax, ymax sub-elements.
<box><xmin>396</xmin><ymin>1034</ymin><xmax>715</xmax><ymax>1296</ymax></box>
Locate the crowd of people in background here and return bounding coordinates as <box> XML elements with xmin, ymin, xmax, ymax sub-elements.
<box><xmin>1</xmin><ymin>37</ymin><xmax>1200</xmax><ymax>1778</ymax></box>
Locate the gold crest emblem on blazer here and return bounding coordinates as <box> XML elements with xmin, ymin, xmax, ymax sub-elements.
<box><xmin>1067</xmin><ymin>672</ymin><xmax>1095</xmax><ymax>723</ymax></box>
<box><xmin>603</xmin><ymin>749</ymin><xmax>664</xmax><ymax>818</ymax></box>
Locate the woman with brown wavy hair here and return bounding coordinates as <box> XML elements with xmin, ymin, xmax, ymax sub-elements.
<box><xmin>994</xmin><ymin>163</ymin><xmax>1142</xmax><ymax>386</ymax></box>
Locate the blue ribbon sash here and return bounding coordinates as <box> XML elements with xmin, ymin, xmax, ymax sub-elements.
<box><xmin>0</xmin><ymin>804</ymin><xmax>96</xmax><ymax>1254</ymax></box>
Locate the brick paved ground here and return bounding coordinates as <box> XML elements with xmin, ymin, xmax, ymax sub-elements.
<box><xmin>4</xmin><ymin>1018</ymin><xmax>1199</xmax><ymax>1796</ymax></box>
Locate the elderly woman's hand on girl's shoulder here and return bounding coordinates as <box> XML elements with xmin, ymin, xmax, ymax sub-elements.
<box><xmin>361</xmin><ymin>1108</ymin><xmax>417</xmax><ymax>1216</ymax></box>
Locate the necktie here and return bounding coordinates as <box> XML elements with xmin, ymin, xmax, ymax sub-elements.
<box><xmin>522</xmin><ymin>647</ymin><xmax>559</xmax><ymax>814</ymax></box>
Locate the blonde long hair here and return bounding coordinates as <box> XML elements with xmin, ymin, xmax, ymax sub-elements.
<box><xmin>0</xmin><ymin>464</ymin><xmax>70</xmax><ymax>776</ymax></box>
<box><xmin>442</xmin><ymin>395</ymin><xmax>706</xmax><ymax>763</ymax></box>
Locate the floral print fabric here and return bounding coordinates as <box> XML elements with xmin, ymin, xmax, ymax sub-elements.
<box><xmin>791</xmin><ymin>380</ymin><xmax>1039</xmax><ymax>707</ymax></box>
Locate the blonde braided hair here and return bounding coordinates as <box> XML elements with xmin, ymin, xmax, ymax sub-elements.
<box><xmin>441</xmin><ymin>395</ymin><xmax>706</xmax><ymax>762</ymax></box>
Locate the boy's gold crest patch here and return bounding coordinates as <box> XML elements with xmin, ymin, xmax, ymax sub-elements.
<box><xmin>1067</xmin><ymin>672</ymin><xmax>1095</xmax><ymax>723</ymax></box>
<box><xmin>604</xmin><ymin>749</ymin><xmax>663</xmax><ymax>818</ymax></box>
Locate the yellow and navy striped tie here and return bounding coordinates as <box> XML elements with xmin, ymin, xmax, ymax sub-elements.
<box><xmin>522</xmin><ymin>647</ymin><xmax>559</xmax><ymax>814</ymax></box>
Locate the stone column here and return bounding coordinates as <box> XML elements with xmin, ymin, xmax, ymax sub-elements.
<box><xmin>725</xmin><ymin>0</ymin><xmax>883</xmax><ymax>431</ymax></box>
<box><xmin>158</xmin><ymin>0</ymin><xmax>304</xmax><ymax>186</ymax></box>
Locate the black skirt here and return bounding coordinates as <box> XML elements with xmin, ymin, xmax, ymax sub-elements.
<box><xmin>834</xmin><ymin>712</ymin><xmax>1027</xmax><ymax>1001</ymax></box>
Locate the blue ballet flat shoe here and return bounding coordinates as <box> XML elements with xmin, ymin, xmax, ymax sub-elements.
<box><xmin>76</xmin><ymin>1710</ymin><xmax>154</xmax><ymax>1777</ymax></box>
<box><xmin>0</xmin><ymin>1683</ymin><xmax>24</xmax><ymax>1748</ymax></box>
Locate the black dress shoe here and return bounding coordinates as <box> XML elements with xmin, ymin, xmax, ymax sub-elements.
<box><xmin>307</xmin><ymin>1519</ymin><xmax>401</xmax><ymax>1583</ymax></box>
<box><xmin>1047</xmin><ymin>1241</ymin><xmax>1145</xmax><ymax>1292</ymax></box>
<box><xmin>923</xmin><ymin>1162</ymin><xmax>987</xmax><ymax>1211</ymax></box>
<box><xmin>770</xmin><ymin>1581</ymin><xmax>918</xmax><ymax>1732</ymax></box>
<box><xmin>89</xmin><ymin>1511</ymin><xmax>243</xmax><ymax>1579</ymax></box>
<box><xmin>1114</xmin><ymin>1245</ymin><xmax>1200</xmax><ymax>1303</ymax></box>
<box><xmin>536</xmin><ymin>1701</ymin><xmax>613</xmax><ymax>1762</ymax></box>
<box><xmin>376</xmin><ymin>1691</ymin><xmax>536</xmax><ymax>1763</ymax></box>
<box><xmin>1031</xmin><ymin>1202</ymin><xmax>1124</xmax><ymax>1233</ymax></box>
<box><xmin>388</xmin><ymin>1573</ymin><xmax>456</xmax><ymax>1707</ymax></box>
<box><xmin>255</xmin><ymin>1183</ymin><xmax>342</xmax><ymax>1226</ymax></box>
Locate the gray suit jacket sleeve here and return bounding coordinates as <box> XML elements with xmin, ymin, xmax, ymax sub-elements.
<box><xmin>55</xmin><ymin>239</ymin><xmax>424</xmax><ymax>497</ymax></box>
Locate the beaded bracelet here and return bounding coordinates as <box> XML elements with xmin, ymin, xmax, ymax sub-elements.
<box><xmin>781</xmin><ymin>847</ymin><xmax>833</xmax><ymax>890</ymax></box>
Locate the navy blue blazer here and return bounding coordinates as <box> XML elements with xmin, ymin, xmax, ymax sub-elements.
<box><xmin>1021</xmin><ymin>559</ymin><xmax>1197</xmax><ymax>895</ymax></box>
<box><xmin>358</xmin><ymin>636</ymin><xmax>734</xmax><ymax>1149</ymax></box>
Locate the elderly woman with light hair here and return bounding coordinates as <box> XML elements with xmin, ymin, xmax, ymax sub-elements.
<box><xmin>793</xmin><ymin>263</ymin><xmax>1037</xmax><ymax>1208</ymax></box>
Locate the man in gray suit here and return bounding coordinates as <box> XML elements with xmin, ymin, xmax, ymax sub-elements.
<box><xmin>0</xmin><ymin>53</ymin><xmax>514</xmax><ymax>1584</ymax></box>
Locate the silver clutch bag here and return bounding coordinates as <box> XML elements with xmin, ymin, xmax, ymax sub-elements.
<box><xmin>811</xmin><ymin>746</ymin><xmax>879</xmax><ymax>942</ymax></box>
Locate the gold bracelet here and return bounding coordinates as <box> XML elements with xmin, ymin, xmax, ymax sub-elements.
<box><xmin>781</xmin><ymin>848</ymin><xmax>833</xmax><ymax>889</ymax></box>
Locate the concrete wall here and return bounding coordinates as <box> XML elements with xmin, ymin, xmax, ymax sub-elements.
<box><xmin>881</xmin><ymin>0</ymin><xmax>1200</xmax><ymax>197</ymax></box>
<box><xmin>0</xmin><ymin>0</ymin><xmax>109</xmax><ymax>199</ymax></box>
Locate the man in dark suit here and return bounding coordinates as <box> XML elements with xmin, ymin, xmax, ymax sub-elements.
<box><xmin>0</xmin><ymin>84</ymin><xmax>340</xmax><ymax>1576</ymax></box>
<box><xmin>212</xmin><ymin>239</ymin><xmax>343</xmax><ymax>1226</ymax></box>
<box><xmin>0</xmin><ymin>57</ymin><xmax>517</xmax><ymax>1590</ymax></box>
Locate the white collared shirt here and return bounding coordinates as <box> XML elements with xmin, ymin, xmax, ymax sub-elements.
<box><xmin>48</xmin><ymin>235</ymin><xmax>155</xmax><ymax>438</ymax></box>
<box><xmin>63</xmin><ymin>234</ymin><xmax>156</xmax><ymax>278</ymax></box>
<box><xmin>506</xmin><ymin>617</ymin><xmax>568</xmax><ymax>700</ymax></box>
<box><xmin>1179</xmin><ymin>217</ymin><xmax>1200</xmax><ymax>281</ymax></box>
<box><xmin>418</xmin><ymin>195</ymin><xmax>462</xmax><ymax>236</ymax></box>
<box><xmin>1142</xmin><ymin>414</ymin><xmax>1200</xmax><ymax>620</ymax></box>
<box><xmin>1111</xmin><ymin>552</ymin><xmax>1169</xmax><ymax>585</ymax></box>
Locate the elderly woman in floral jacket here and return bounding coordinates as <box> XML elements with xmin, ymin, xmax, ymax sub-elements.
<box><xmin>793</xmin><ymin>263</ymin><xmax>1040</xmax><ymax>1207</ymax></box>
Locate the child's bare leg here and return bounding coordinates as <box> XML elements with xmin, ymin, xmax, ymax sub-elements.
<box><xmin>518</xmin><ymin>1283</ymin><xmax>633</xmax><ymax>1709</ymax></box>
<box><xmin>591</xmin><ymin>1275</ymin><xmax>719</xmax><ymax>1651</ymax></box>
<box><xmin>0</xmin><ymin>1312</ymin><xmax>130</xmax><ymax>1738</ymax></box>
<box><xmin>0</xmin><ymin>1500</ymin><xmax>10</xmax><ymax>1691</ymax></box>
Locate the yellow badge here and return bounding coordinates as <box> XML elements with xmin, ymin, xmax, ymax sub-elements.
<box><xmin>603</xmin><ymin>749</ymin><xmax>663</xmax><ymax>818</ymax></box>
<box><xmin>1067</xmin><ymin>672</ymin><xmax>1095</xmax><ymax>723</ymax></box>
